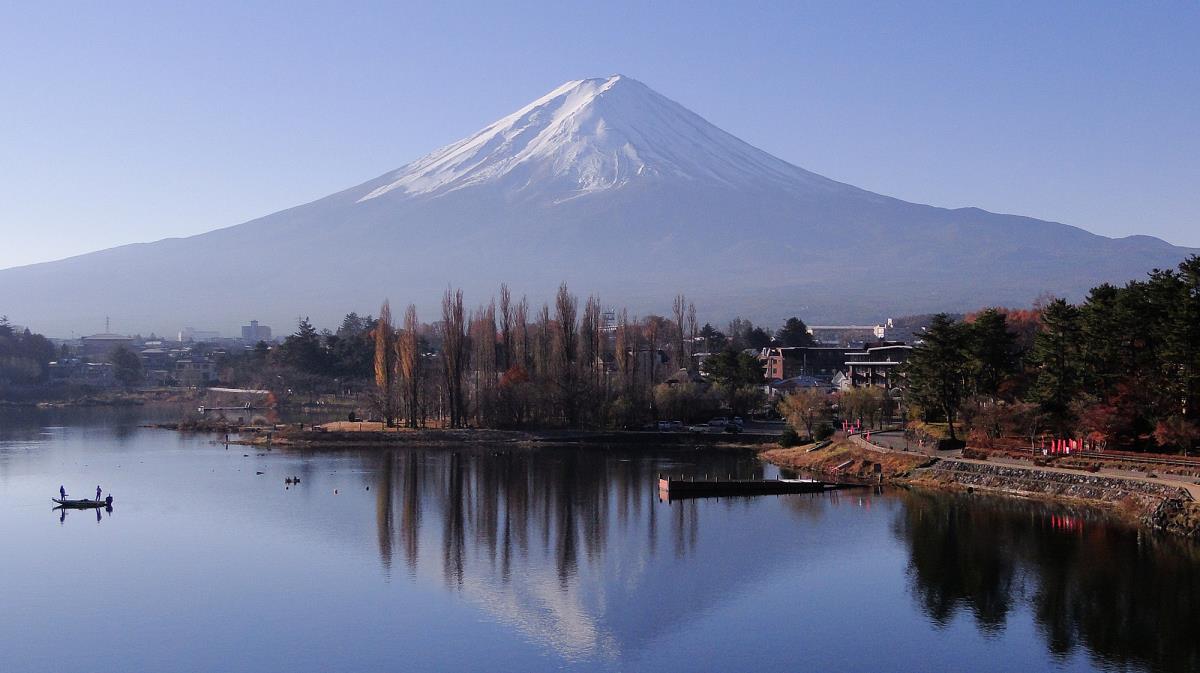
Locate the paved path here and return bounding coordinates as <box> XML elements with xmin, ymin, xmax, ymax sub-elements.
<box><xmin>849</xmin><ymin>431</ymin><xmax>1200</xmax><ymax>501</ymax></box>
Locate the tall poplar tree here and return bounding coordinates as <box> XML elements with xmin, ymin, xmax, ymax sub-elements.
<box><xmin>373</xmin><ymin>301</ymin><xmax>398</xmax><ymax>427</ymax></box>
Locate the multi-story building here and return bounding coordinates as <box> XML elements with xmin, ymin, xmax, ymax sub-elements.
<box><xmin>844</xmin><ymin>344</ymin><xmax>912</xmax><ymax>388</ymax></box>
<box><xmin>760</xmin><ymin>346</ymin><xmax>849</xmax><ymax>380</ymax></box>
<box><xmin>241</xmin><ymin>320</ymin><xmax>272</xmax><ymax>343</ymax></box>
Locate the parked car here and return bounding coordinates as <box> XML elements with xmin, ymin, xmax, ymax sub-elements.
<box><xmin>670</xmin><ymin>420</ymin><xmax>684</xmax><ymax>431</ymax></box>
<box><xmin>687</xmin><ymin>424</ymin><xmax>709</xmax><ymax>433</ymax></box>
<box><xmin>657</xmin><ymin>420</ymin><xmax>672</xmax><ymax>431</ymax></box>
<box><xmin>731</xmin><ymin>416</ymin><xmax>744</xmax><ymax>428</ymax></box>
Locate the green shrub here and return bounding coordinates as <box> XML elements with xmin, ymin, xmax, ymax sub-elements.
<box><xmin>780</xmin><ymin>428</ymin><xmax>803</xmax><ymax>447</ymax></box>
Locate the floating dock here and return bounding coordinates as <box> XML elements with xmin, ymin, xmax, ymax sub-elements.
<box><xmin>657</xmin><ymin>476</ymin><xmax>839</xmax><ymax>500</ymax></box>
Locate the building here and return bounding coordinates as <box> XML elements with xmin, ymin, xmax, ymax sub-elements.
<box><xmin>760</xmin><ymin>346</ymin><xmax>848</xmax><ymax>381</ymax></box>
<box><xmin>766</xmin><ymin>375</ymin><xmax>831</xmax><ymax>400</ymax></box>
<box><xmin>844</xmin><ymin>344</ymin><xmax>912</xmax><ymax>388</ymax></box>
<box><xmin>48</xmin><ymin>359</ymin><xmax>117</xmax><ymax>387</ymax></box>
<box><xmin>175</xmin><ymin>358</ymin><xmax>217</xmax><ymax>387</ymax></box>
<box><xmin>178</xmin><ymin>327</ymin><xmax>220</xmax><ymax>343</ymax></box>
<box><xmin>138</xmin><ymin>347</ymin><xmax>173</xmax><ymax>370</ymax></box>
<box><xmin>80</xmin><ymin>333</ymin><xmax>135</xmax><ymax>360</ymax></box>
<box><xmin>241</xmin><ymin>320</ymin><xmax>272</xmax><ymax>343</ymax></box>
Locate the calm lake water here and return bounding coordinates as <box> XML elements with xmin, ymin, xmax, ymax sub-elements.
<box><xmin>2</xmin><ymin>408</ymin><xmax>1198</xmax><ymax>673</ymax></box>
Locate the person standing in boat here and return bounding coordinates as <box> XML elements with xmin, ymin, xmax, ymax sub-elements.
<box><xmin>96</xmin><ymin>485</ymin><xmax>102</xmax><ymax>501</ymax></box>
<box><xmin>60</xmin><ymin>485</ymin><xmax>66</xmax><ymax>500</ymax></box>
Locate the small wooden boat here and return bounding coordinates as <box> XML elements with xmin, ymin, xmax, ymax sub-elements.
<box><xmin>52</xmin><ymin>498</ymin><xmax>110</xmax><ymax>509</ymax></box>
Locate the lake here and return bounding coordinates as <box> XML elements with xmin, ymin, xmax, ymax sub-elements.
<box><xmin>2</xmin><ymin>408</ymin><xmax>1198</xmax><ymax>673</ymax></box>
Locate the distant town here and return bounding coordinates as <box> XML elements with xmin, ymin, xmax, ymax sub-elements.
<box><xmin>2</xmin><ymin>310</ymin><xmax>911</xmax><ymax>401</ymax></box>
<box><xmin>39</xmin><ymin>319</ymin><xmax>273</xmax><ymax>389</ymax></box>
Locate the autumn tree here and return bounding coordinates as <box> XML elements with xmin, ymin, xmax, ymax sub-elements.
<box><xmin>839</xmin><ymin>387</ymin><xmax>886</xmax><ymax>430</ymax></box>
<box><xmin>372</xmin><ymin>301</ymin><xmax>399</xmax><ymax>426</ymax></box>
<box><xmin>779</xmin><ymin>388</ymin><xmax>830</xmax><ymax>440</ymax></box>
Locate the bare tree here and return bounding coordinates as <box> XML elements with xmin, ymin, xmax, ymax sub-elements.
<box><xmin>498</xmin><ymin>283</ymin><xmax>513</xmax><ymax>372</ymax></box>
<box><xmin>672</xmin><ymin>294</ymin><xmax>687</xmax><ymax>372</ymax></box>
<box><xmin>534</xmin><ymin>303</ymin><xmax>551</xmax><ymax>380</ymax></box>
<box><xmin>614</xmin><ymin>308</ymin><xmax>636</xmax><ymax>391</ymax></box>
<box><xmin>643</xmin><ymin>314</ymin><xmax>671</xmax><ymax>419</ymax></box>
<box><xmin>686</xmin><ymin>301</ymin><xmax>698</xmax><ymax>365</ymax></box>
<box><xmin>513</xmin><ymin>296</ymin><xmax>529</xmax><ymax>371</ymax></box>
<box><xmin>373</xmin><ymin>300</ymin><xmax>398</xmax><ymax>427</ymax></box>
<box><xmin>579</xmin><ymin>295</ymin><xmax>602</xmax><ymax>424</ymax></box>
<box><xmin>470</xmin><ymin>300</ymin><xmax>497</xmax><ymax>426</ymax></box>
<box><xmin>554</xmin><ymin>284</ymin><xmax>580</xmax><ymax>425</ymax></box>
<box><xmin>441</xmin><ymin>288</ymin><xmax>469</xmax><ymax>428</ymax></box>
<box><xmin>779</xmin><ymin>388</ymin><xmax>830</xmax><ymax>441</ymax></box>
<box><xmin>398</xmin><ymin>304</ymin><xmax>422</xmax><ymax>428</ymax></box>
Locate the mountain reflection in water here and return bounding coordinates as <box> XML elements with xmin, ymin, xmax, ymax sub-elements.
<box><xmin>359</xmin><ymin>444</ymin><xmax>1200</xmax><ymax>672</ymax></box>
<box><xmin>359</xmin><ymin>447</ymin><xmax>778</xmax><ymax>659</ymax></box>
<box><xmin>4</xmin><ymin>410</ymin><xmax>1199</xmax><ymax>673</ymax></box>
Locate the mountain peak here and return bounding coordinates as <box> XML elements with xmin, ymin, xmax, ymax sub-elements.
<box><xmin>357</xmin><ymin>75</ymin><xmax>829</xmax><ymax>203</ymax></box>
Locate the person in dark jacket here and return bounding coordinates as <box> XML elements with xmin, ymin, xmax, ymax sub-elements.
<box><xmin>96</xmin><ymin>485</ymin><xmax>102</xmax><ymax>501</ymax></box>
<box><xmin>60</xmin><ymin>485</ymin><xmax>66</xmax><ymax>500</ymax></box>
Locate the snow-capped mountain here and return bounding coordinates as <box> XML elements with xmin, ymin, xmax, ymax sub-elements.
<box><xmin>358</xmin><ymin>75</ymin><xmax>844</xmax><ymax>202</ymax></box>
<box><xmin>0</xmin><ymin>75</ymin><xmax>1194</xmax><ymax>336</ymax></box>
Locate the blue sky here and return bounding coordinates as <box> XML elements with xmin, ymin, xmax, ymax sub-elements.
<box><xmin>1</xmin><ymin>1</ymin><xmax>1196</xmax><ymax>269</ymax></box>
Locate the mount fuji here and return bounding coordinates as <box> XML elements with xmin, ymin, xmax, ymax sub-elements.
<box><xmin>2</xmin><ymin>75</ymin><xmax>1194</xmax><ymax>336</ymax></box>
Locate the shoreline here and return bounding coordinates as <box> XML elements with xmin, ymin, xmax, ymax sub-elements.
<box><xmin>148</xmin><ymin>420</ymin><xmax>779</xmax><ymax>450</ymax></box>
<box><xmin>148</xmin><ymin>419</ymin><xmax>1200</xmax><ymax>538</ymax></box>
<box><xmin>761</xmin><ymin>436</ymin><xmax>1200</xmax><ymax>538</ymax></box>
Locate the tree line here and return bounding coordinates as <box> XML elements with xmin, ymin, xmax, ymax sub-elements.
<box><xmin>0</xmin><ymin>316</ymin><xmax>55</xmax><ymax>385</ymax></box>
<box><xmin>223</xmin><ymin>284</ymin><xmax>809</xmax><ymax>430</ymax></box>
<box><xmin>902</xmin><ymin>256</ymin><xmax>1199</xmax><ymax>453</ymax></box>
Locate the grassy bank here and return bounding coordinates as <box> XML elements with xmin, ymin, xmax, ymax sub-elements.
<box><xmin>761</xmin><ymin>439</ymin><xmax>933</xmax><ymax>482</ymax></box>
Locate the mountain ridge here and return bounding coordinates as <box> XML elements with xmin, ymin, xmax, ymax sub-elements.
<box><xmin>1</xmin><ymin>75</ymin><xmax>1193</xmax><ymax>337</ymax></box>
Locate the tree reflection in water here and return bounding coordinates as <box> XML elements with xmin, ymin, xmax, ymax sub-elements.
<box><xmin>361</xmin><ymin>446</ymin><xmax>771</xmax><ymax>658</ymax></box>
<box><xmin>895</xmin><ymin>490</ymin><xmax>1200</xmax><ymax>673</ymax></box>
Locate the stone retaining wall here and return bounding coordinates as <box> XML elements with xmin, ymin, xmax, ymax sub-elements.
<box><xmin>909</xmin><ymin>459</ymin><xmax>1195</xmax><ymax>533</ymax></box>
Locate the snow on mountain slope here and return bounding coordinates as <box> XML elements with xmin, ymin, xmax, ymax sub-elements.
<box><xmin>358</xmin><ymin>75</ymin><xmax>851</xmax><ymax>203</ymax></box>
<box><xmin>0</xmin><ymin>74</ymin><xmax>1194</xmax><ymax>337</ymax></box>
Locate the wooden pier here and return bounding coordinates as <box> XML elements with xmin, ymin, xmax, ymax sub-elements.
<box><xmin>657</xmin><ymin>475</ymin><xmax>839</xmax><ymax>501</ymax></box>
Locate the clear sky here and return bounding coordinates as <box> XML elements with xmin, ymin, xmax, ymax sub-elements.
<box><xmin>1</xmin><ymin>1</ymin><xmax>1197</xmax><ymax>270</ymax></box>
